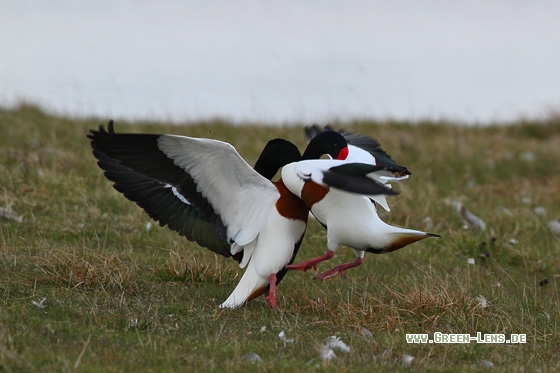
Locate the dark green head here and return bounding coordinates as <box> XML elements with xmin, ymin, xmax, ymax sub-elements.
<box><xmin>253</xmin><ymin>138</ymin><xmax>302</xmax><ymax>180</ymax></box>
<box><xmin>301</xmin><ymin>131</ymin><xmax>348</xmax><ymax>160</ymax></box>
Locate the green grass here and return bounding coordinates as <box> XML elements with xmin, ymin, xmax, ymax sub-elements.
<box><xmin>1</xmin><ymin>104</ymin><xmax>559</xmax><ymax>372</ymax></box>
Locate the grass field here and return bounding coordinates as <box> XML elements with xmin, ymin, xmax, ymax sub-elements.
<box><xmin>1</xmin><ymin>104</ymin><xmax>559</xmax><ymax>372</ymax></box>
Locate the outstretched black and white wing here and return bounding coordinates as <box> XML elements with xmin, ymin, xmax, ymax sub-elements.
<box><xmin>88</xmin><ymin>122</ymin><xmax>279</xmax><ymax>263</ymax></box>
<box><xmin>92</xmin><ymin>142</ymin><xmax>232</xmax><ymax>258</ymax></box>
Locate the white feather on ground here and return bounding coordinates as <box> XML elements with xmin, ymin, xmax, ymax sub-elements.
<box><xmin>460</xmin><ymin>205</ymin><xmax>486</xmax><ymax>231</ymax></box>
<box><xmin>0</xmin><ymin>207</ymin><xmax>22</xmax><ymax>223</ymax></box>
<box><xmin>445</xmin><ymin>199</ymin><xmax>486</xmax><ymax>231</ymax></box>
<box><xmin>320</xmin><ymin>346</ymin><xmax>337</xmax><ymax>361</ymax></box>
<box><xmin>319</xmin><ymin>336</ymin><xmax>351</xmax><ymax>362</ymax></box>
<box><xmin>402</xmin><ymin>354</ymin><xmax>415</xmax><ymax>365</ymax></box>
<box><xmin>326</xmin><ymin>336</ymin><xmax>351</xmax><ymax>353</ymax></box>
<box><xmin>548</xmin><ymin>219</ymin><xmax>560</xmax><ymax>234</ymax></box>
<box><xmin>32</xmin><ymin>297</ymin><xmax>47</xmax><ymax>309</ymax></box>
<box><xmin>278</xmin><ymin>331</ymin><xmax>294</xmax><ymax>344</ymax></box>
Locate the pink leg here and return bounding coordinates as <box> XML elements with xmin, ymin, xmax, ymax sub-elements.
<box><xmin>313</xmin><ymin>257</ymin><xmax>363</xmax><ymax>280</ymax></box>
<box><xmin>286</xmin><ymin>251</ymin><xmax>335</xmax><ymax>272</ymax></box>
<box><xmin>264</xmin><ymin>273</ymin><xmax>278</xmax><ymax>309</ymax></box>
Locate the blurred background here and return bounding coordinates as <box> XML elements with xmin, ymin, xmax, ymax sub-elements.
<box><xmin>1</xmin><ymin>0</ymin><xmax>559</xmax><ymax>125</ymax></box>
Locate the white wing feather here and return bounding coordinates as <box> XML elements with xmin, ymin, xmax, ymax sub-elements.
<box><xmin>157</xmin><ymin>135</ymin><xmax>279</xmax><ymax>246</ymax></box>
<box><xmin>369</xmin><ymin>175</ymin><xmax>408</xmax><ymax>212</ymax></box>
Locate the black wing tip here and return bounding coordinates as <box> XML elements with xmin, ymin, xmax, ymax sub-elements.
<box><xmin>322</xmin><ymin>170</ymin><xmax>398</xmax><ymax>197</ymax></box>
<box><xmin>323</xmin><ymin>162</ymin><xmax>400</xmax><ymax>196</ymax></box>
<box><xmin>305</xmin><ymin>125</ymin><xmax>413</xmax><ymax>175</ymax></box>
<box><xmin>428</xmin><ymin>233</ymin><xmax>441</xmax><ymax>238</ymax></box>
<box><xmin>87</xmin><ymin>119</ymin><xmax>116</xmax><ymax>140</ymax></box>
<box><xmin>304</xmin><ymin>123</ymin><xmax>338</xmax><ymax>142</ymax></box>
<box><xmin>387</xmin><ymin>167</ymin><xmax>412</xmax><ymax>177</ymax></box>
<box><xmin>386</xmin><ymin>188</ymin><xmax>399</xmax><ymax>196</ymax></box>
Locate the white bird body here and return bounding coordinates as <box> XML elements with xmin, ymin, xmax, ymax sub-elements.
<box><xmin>284</xmin><ymin>173</ymin><xmax>438</xmax><ymax>279</ymax></box>
<box><xmin>344</xmin><ymin>144</ymin><xmax>376</xmax><ymax>163</ymax></box>
<box><xmin>311</xmin><ymin>188</ymin><xmax>433</xmax><ymax>254</ymax></box>
<box><xmin>283</xmin><ymin>163</ymin><xmax>424</xmax><ymax>251</ymax></box>
<box><xmin>221</xmin><ymin>202</ymin><xmax>306</xmax><ymax>308</ymax></box>
<box><xmin>284</xmin><ymin>126</ymin><xmax>440</xmax><ymax>279</ymax></box>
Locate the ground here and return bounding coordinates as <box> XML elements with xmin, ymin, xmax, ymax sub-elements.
<box><xmin>0</xmin><ymin>105</ymin><xmax>559</xmax><ymax>372</ymax></box>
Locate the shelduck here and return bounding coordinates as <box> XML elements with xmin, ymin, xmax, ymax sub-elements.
<box><xmin>284</xmin><ymin>125</ymin><xmax>440</xmax><ymax>280</ymax></box>
<box><xmin>88</xmin><ymin>122</ymin><xmax>373</xmax><ymax>307</ymax></box>
<box><xmin>305</xmin><ymin>124</ymin><xmax>411</xmax><ymax>211</ymax></box>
